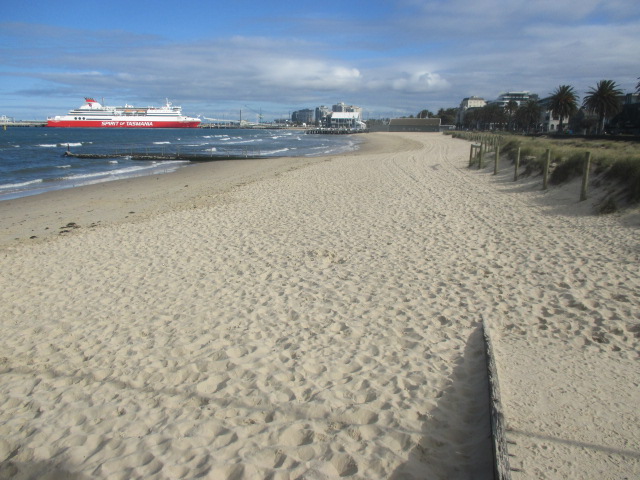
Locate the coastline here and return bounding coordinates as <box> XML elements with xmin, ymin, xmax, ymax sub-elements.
<box><xmin>0</xmin><ymin>132</ymin><xmax>638</xmax><ymax>479</ymax></box>
<box><xmin>0</xmin><ymin>132</ymin><xmax>413</xmax><ymax>247</ymax></box>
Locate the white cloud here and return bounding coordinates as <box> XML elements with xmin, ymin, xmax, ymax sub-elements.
<box><xmin>389</xmin><ymin>71</ymin><xmax>450</xmax><ymax>93</ymax></box>
<box><xmin>1</xmin><ymin>2</ymin><xmax>639</xmax><ymax>120</ymax></box>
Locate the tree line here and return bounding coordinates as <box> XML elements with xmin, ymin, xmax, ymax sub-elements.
<box><xmin>430</xmin><ymin>78</ymin><xmax>639</xmax><ymax>134</ymax></box>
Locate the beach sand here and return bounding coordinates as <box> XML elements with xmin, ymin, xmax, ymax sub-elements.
<box><xmin>0</xmin><ymin>132</ymin><xmax>638</xmax><ymax>479</ymax></box>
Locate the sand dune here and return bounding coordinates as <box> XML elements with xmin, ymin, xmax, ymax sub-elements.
<box><xmin>0</xmin><ymin>132</ymin><xmax>637</xmax><ymax>479</ymax></box>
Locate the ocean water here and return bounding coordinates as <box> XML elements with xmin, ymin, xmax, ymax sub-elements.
<box><xmin>0</xmin><ymin>128</ymin><xmax>361</xmax><ymax>201</ymax></box>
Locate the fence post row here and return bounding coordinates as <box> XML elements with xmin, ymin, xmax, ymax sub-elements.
<box><xmin>581</xmin><ymin>151</ymin><xmax>592</xmax><ymax>201</ymax></box>
<box><xmin>542</xmin><ymin>149</ymin><xmax>551</xmax><ymax>190</ymax></box>
<box><xmin>458</xmin><ymin>134</ymin><xmax>594</xmax><ymax>203</ymax></box>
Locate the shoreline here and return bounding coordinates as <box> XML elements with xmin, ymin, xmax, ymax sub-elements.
<box><xmin>1</xmin><ymin>132</ymin><xmax>638</xmax><ymax>479</ymax></box>
<box><xmin>0</xmin><ymin>127</ymin><xmax>364</xmax><ymax>207</ymax></box>
<box><xmin>0</xmin><ymin>133</ymin><xmax>418</xmax><ymax>247</ymax></box>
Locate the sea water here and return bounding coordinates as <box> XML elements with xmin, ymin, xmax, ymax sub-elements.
<box><xmin>0</xmin><ymin>128</ymin><xmax>361</xmax><ymax>201</ymax></box>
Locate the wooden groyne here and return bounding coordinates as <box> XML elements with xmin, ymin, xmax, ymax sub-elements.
<box><xmin>63</xmin><ymin>151</ymin><xmax>265</xmax><ymax>162</ymax></box>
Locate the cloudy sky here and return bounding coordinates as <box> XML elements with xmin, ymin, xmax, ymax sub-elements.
<box><xmin>1</xmin><ymin>0</ymin><xmax>639</xmax><ymax>121</ymax></box>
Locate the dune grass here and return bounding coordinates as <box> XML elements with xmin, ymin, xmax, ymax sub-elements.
<box><xmin>451</xmin><ymin>132</ymin><xmax>640</xmax><ymax>204</ymax></box>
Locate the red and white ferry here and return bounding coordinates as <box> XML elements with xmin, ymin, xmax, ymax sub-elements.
<box><xmin>47</xmin><ymin>98</ymin><xmax>201</xmax><ymax>128</ymax></box>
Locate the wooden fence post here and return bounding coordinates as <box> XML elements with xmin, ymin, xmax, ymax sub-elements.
<box><xmin>542</xmin><ymin>149</ymin><xmax>551</xmax><ymax>190</ymax></box>
<box><xmin>580</xmin><ymin>151</ymin><xmax>592</xmax><ymax>201</ymax></box>
<box><xmin>494</xmin><ymin>145</ymin><xmax>500</xmax><ymax>175</ymax></box>
<box><xmin>514</xmin><ymin>147</ymin><xmax>520</xmax><ymax>181</ymax></box>
<box><xmin>479</xmin><ymin>144</ymin><xmax>484</xmax><ymax>169</ymax></box>
<box><xmin>469</xmin><ymin>144</ymin><xmax>476</xmax><ymax>167</ymax></box>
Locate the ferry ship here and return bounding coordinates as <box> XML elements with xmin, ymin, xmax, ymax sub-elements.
<box><xmin>47</xmin><ymin>98</ymin><xmax>201</xmax><ymax>128</ymax></box>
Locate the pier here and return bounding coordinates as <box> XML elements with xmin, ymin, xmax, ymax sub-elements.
<box><xmin>1</xmin><ymin>120</ymin><xmax>47</xmax><ymax>128</ymax></box>
<box><xmin>305</xmin><ymin>127</ymin><xmax>369</xmax><ymax>134</ymax></box>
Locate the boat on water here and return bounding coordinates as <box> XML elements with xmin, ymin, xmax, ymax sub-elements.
<box><xmin>47</xmin><ymin>98</ymin><xmax>201</xmax><ymax>128</ymax></box>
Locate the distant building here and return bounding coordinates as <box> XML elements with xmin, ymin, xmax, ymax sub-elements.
<box><xmin>388</xmin><ymin>118</ymin><xmax>441</xmax><ymax>132</ymax></box>
<box><xmin>491</xmin><ymin>91</ymin><xmax>538</xmax><ymax>108</ymax></box>
<box><xmin>292</xmin><ymin>102</ymin><xmax>365</xmax><ymax>128</ymax></box>
<box><xmin>332</xmin><ymin>102</ymin><xmax>362</xmax><ymax>113</ymax></box>
<box><xmin>315</xmin><ymin>105</ymin><xmax>332</xmax><ymax>126</ymax></box>
<box><xmin>291</xmin><ymin>108</ymin><xmax>315</xmax><ymax>125</ymax></box>
<box><xmin>608</xmin><ymin>93</ymin><xmax>640</xmax><ymax>134</ymax></box>
<box><xmin>537</xmin><ymin>96</ymin><xmax>568</xmax><ymax>133</ymax></box>
<box><xmin>456</xmin><ymin>96</ymin><xmax>486</xmax><ymax>125</ymax></box>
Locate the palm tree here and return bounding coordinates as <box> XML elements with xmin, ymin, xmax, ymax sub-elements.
<box><xmin>549</xmin><ymin>85</ymin><xmax>578</xmax><ymax>133</ymax></box>
<box><xmin>504</xmin><ymin>100</ymin><xmax>518</xmax><ymax>131</ymax></box>
<box><xmin>582</xmin><ymin>80</ymin><xmax>623</xmax><ymax>134</ymax></box>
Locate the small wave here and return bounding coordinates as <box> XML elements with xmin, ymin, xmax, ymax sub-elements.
<box><xmin>37</xmin><ymin>144</ymin><xmax>58</xmax><ymax>148</ymax></box>
<box><xmin>64</xmin><ymin>165</ymin><xmax>151</xmax><ymax>181</ymax></box>
<box><xmin>206</xmin><ymin>147</ymin><xmax>217</xmax><ymax>152</ymax></box>
<box><xmin>263</xmin><ymin>148</ymin><xmax>290</xmax><ymax>155</ymax></box>
<box><xmin>56</xmin><ymin>165</ymin><xmax>72</xmax><ymax>169</ymax></box>
<box><xmin>108</xmin><ymin>160</ymin><xmax>119</xmax><ymax>164</ymax></box>
<box><xmin>60</xmin><ymin>142</ymin><xmax>83</xmax><ymax>147</ymax></box>
<box><xmin>225</xmin><ymin>139</ymin><xmax>263</xmax><ymax>145</ymax></box>
<box><xmin>153</xmin><ymin>141</ymin><xmax>171</xmax><ymax>145</ymax></box>
<box><xmin>0</xmin><ymin>178</ymin><xmax>44</xmax><ymax>190</ymax></box>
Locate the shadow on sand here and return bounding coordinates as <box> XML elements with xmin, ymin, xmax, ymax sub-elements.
<box><xmin>0</xmin><ymin>459</ymin><xmax>91</xmax><ymax>480</ymax></box>
<box><xmin>389</xmin><ymin>324</ymin><xmax>494</xmax><ymax>479</ymax></box>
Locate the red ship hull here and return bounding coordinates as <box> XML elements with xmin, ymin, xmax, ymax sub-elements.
<box><xmin>47</xmin><ymin>119</ymin><xmax>200</xmax><ymax>128</ymax></box>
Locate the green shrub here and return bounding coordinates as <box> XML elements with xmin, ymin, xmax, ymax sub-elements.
<box><xmin>501</xmin><ymin>139</ymin><xmax>520</xmax><ymax>158</ymax></box>
<box><xmin>606</xmin><ymin>158</ymin><xmax>640</xmax><ymax>202</ymax></box>
<box><xmin>550</xmin><ymin>153</ymin><xmax>585</xmax><ymax>185</ymax></box>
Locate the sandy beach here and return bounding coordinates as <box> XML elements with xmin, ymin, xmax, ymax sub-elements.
<box><xmin>0</xmin><ymin>132</ymin><xmax>638</xmax><ymax>479</ymax></box>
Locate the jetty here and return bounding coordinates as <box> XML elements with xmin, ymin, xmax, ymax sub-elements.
<box><xmin>305</xmin><ymin>127</ymin><xmax>369</xmax><ymax>134</ymax></box>
<box><xmin>1</xmin><ymin>120</ymin><xmax>46</xmax><ymax>128</ymax></box>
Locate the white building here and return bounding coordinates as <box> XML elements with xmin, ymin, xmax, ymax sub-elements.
<box><xmin>332</xmin><ymin>102</ymin><xmax>362</xmax><ymax>114</ymax></box>
<box><xmin>456</xmin><ymin>96</ymin><xmax>486</xmax><ymax>125</ymax></box>
<box><xmin>492</xmin><ymin>91</ymin><xmax>538</xmax><ymax>108</ymax></box>
<box><xmin>329</xmin><ymin>111</ymin><xmax>366</xmax><ymax>129</ymax></box>
<box><xmin>538</xmin><ymin>97</ymin><xmax>568</xmax><ymax>133</ymax></box>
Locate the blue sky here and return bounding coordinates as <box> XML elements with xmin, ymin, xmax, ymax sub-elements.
<box><xmin>1</xmin><ymin>0</ymin><xmax>639</xmax><ymax>120</ymax></box>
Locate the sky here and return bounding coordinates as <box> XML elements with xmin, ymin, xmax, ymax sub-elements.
<box><xmin>1</xmin><ymin>0</ymin><xmax>639</xmax><ymax>121</ymax></box>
